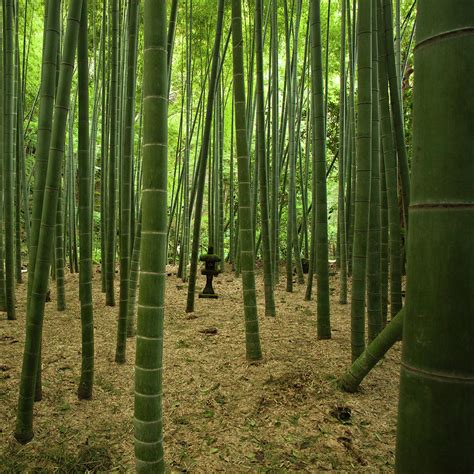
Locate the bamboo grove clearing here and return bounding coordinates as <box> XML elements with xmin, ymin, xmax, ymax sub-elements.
<box><xmin>0</xmin><ymin>0</ymin><xmax>473</xmax><ymax>472</ymax></box>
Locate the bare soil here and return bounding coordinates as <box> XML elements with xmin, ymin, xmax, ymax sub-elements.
<box><xmin>0</xmin><ymin>266</ymin><xmax>401</xmax><ymax>472</ymax></box>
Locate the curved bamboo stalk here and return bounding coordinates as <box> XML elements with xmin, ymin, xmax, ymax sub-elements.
<box><xmin>340</xmin><ymin>308</ymin><xmax>404</xmax><ymax>393</ymax></box>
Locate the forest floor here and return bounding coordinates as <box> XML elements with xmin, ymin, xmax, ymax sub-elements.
<box><xmin>1</xmin><ymin>265</ymin><xmax>401</xmax><ymax>472</ymax></box>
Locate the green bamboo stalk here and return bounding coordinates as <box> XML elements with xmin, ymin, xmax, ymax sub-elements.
<box><xmin>134</xmin><ymin>0</ymin><xmax>168</xmax><ymax>470</ymax></box>
<box><xmin>181</xmin><ymin>0</ymin><xmax>192</xmax><ymax>282</ymax></box>
<box><xmin>166</xmin><ymin>0</ymin><xmax>178</xmax><ymax>83</ymax></box>
<box><xmin>13</xmin><ymin>11</ymin><xmax>22</xmax><ymax>285</ymax></box>
<box><xmin>339</xmin><ymin>308</ymin><xmax>404</xmax><ymax>392</ymax></box>
<box><xmin>255</xmin><ymin>0</ymin><xmax>276</xmax><ymax>316</ymax></box>
<box><xmin>100</xmin><ymin>0</ymin><xmax>107</xmax><ymax>293</ymax></box>
<box><xmin>55</xmin><ymin>183</ymin><xmax>66</xmax><ymax>311</ymax></box>
<box><xmin>25</xmin><ymin>0</ymin><xmax>60</xmax><ymax>401</ymax></box>
<box><xmin>0</xmin><ymin>9</ymin><xmax>7</xmax><ymax>312</ymax></box>
<box><xmin>77</xmin><ymin>0</ymin><xmax>94</xmax><ymax>400</ymax></box>
<box><xmin>15</xmin><ymin>0</ymin><xmax>83</xmax><ymax>443</ymax></box>
<box><xmin>285</xmin><ymin>0</ymin><xmax>304</xmax><ymax>292</ymax></box>
<box><xmin>396</xmin><ymin>2</ymin><xmax>474</xmax><ymax>469</ymax></box>
<box><xmin>228</xmin><ymin>99</ymin><xmax>235</xmax><ymax>266</ymax></box>
<box><xmin>65</xmin><ymin>94</ymin><xmax>76</xmax><ymax>277</ymax></box>
<box><xmin>116</xmin><ymin>0</ymin><xmax>139</xmax><ymax>364</ymax></box>
<box><xmin>377</xmin><ymin>2</ymin><xmax>403</xmax><ymax>319</ymax></box>
<box><xmin>382</xmin><ymin>0</ymin><xmax>409</xmax><ymax>227</ymax></box>
<box><xmin>270</xmin><ymin>0</ymin><xmax>279</xmax><ymax>283</ymax></box>
<box><xmin>127</xmin><ymin>208</ymin><xmax>141</xmax><ymax>337</ymax></box>
<box><xmin>217</xmin><ymin>83</ymin><xmax>225</xmax><ymax>269</ymax></box>
<box><xmin>367</xmin><ymin>0</ymin><xmax>382</xmax><ymax>342</ymax></box>
<box><xmin>4</xmin><ymin>0</ymin><xmax>16</xmax><ymax>320</ymax></box>
<box><xmin>231</xmin><ymin>0</ymin><xmax>263</xmax><ymax>360</ymax></box>
<box><xmin>310</xmin><ymin>0</ymin><xmax>331</xmax><ymax>339</ymax></box>
<box><xmin>380</xmin><ymin>148</ymin><xmax>389</xmax><ymax>324</ymax></box>
<box><xmin>345</xmin><ymin>0</ymin><xmax>356</xmax><ymax>276</ymax></box>
<box><xmin>105</xmin><ymin>0</ymin><xmax>119</xmax><ymax>307</ymax></box>
<box><xmin>185</xmin><ymin>0</ymin><xmax>224</xmax><ymax>313</ymax></box>
<box><xmin>350</xmin><ymin>0</ymin><xmax>372</xmax><ymax>362</ymax></box>
<box><xmin>337</xmin><ymin>0</ymin><xmax>347</xmax><ymax>305</ymax></box>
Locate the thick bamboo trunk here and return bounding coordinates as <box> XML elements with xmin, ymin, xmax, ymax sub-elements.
<box><xmin>134</xmin><ymin>1</ymin><xmax>168</xmax><ymax>470</ymax></box>
<box><xmin>395</xmin><ymin>2</ymin><xmax>474</xmax><ymax>470</ymax></box>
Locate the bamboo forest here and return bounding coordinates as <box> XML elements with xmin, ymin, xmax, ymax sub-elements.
<box><xmin>0</xmin><ymin>0</ymin><xmax>473</xmax><ymax>471</ymax></box>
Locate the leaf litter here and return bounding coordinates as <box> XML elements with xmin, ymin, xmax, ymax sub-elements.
<box><xmin>0</xmin><ymin>265</ymin><xmax>401</xmax><ymax>471</ymax></box>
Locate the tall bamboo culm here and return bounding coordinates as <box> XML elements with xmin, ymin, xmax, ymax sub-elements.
<box><xmin>255</xmin><ymin>0</ymin><xmax>276</xmax><ymax>317</ymax></box>
<box><xmin>350</xmin><ymin>0</ymin><xmax>372</xmax><ymax>362</ymax></box>
<box><xmin>4</xmin><ymin>0</ymin><xmax>16</xmax><ymax>321</ymax></box>
<box><xmin>134</xmin><ymin>0</ymin><xmax>168</xmax><ymax>471</ymax></box>
<box><xmin>116</xmin><ymin>0</ymin><xmax>139</xmax><ymax>364</ymax></box>
<box><xmin>15</xmin><ymin>0</ymin><xmax>84</xmax><ymax>443</ymax></box>
<box><xmin>231</xmin><ymin>0</ymin><xmax>263</xmax><ymax>361</ymax></box>
<box><xmin>105</xmin><ymin>0</ymin><xmax>119</xmax><ymax>307</ymax></box>
<box><xmin>395</xmin><ymin>1</ymin><xmax>474</xmax><ymax>470</ymax></box>
<box><xmin>0</xmin><ymin>8</ymin><xmax>6</xmax><ymax>312</ymax></box>
<box><xmin>310</xmin><ymin>0</ymin><xmax>331</xmax><ymax>339</ymax></box>
<box><xmin>185</xmin><ymin>0</ymin><xmax>224</xmax><ymax>313</ymax></box>
<box><xmin>77</xmin><ymin>0</ymin><xmax>94</xmax><ymax>400</ymax></box>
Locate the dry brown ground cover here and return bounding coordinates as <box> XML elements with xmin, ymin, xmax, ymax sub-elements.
<box><xmin>0</xmin><ymin>266</ymin><xmax>401</xmax><ymax>472</ymax></box>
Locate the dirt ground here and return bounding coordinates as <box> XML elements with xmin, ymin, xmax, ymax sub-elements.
<box><xmin>0</xmin><ymin>266</ymin><xmax>401</xmax><ymax>472</ymax></box>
